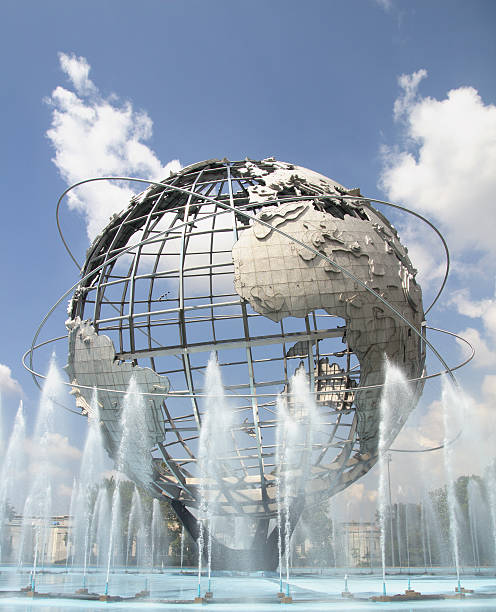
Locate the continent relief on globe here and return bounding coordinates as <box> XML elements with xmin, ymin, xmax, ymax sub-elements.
<box><xmin>232</xmin><ymin>199</ymin><xmax>425</xmax><ymax>455</ymax></box>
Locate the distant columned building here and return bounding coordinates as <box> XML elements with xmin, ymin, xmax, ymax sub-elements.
<box><xmin>2</xmin><ymin>515</ymin><xmax>70</xmax><ymax>565</ymax></box>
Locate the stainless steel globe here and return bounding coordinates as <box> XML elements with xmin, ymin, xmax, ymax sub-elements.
<box><xmin>64</xmin><ymin>158</ymin><xmax>426</xmax><ymax>569</ymax></box>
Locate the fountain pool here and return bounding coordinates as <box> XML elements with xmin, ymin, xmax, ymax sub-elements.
<box><xmin>0</xmin><ymin>567</ymin><xmax>495</xmax><ymax>611</ymax></box>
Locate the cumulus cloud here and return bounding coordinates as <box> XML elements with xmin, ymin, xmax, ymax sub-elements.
<box><xmin>451</xmin><ymin>288</ymin><xmax>496</xmax><ymax>330</ymax></box>
<box><xmin>0</xmin><ymin>364</ymin><xmax>22</xmax><ymax>395</ymax></box>
<box><xmin>380</xmin><ymin>70</ymin><xmax>496</xmax><ymax>257</ymax></box>
<box><xmin>25</xmin><ymin>432</ymin><xmax>82</xmax><ymax>474</ymax></box>
<box><xmin>46</xmin><ymin>52</ymin><xmax>181</xmax><ymax>241</ymax></box>
<box><xmin>393</xmin><ymin>69</ymin><xmax>427</xmax><ymax>121</ymax></box>
<box><xmin>381</xmin><ymin>376</ymin><xmax>496</xmax><ymax>503</ymax></box>
<box><xmin>58</xmin><ymin>52</ymin><xmax>96</xmax><ymax>96</ymax></box>
<box><xmin>395</xmin><ymin>221</ymin><xmax>446</xmax><ymax>290</ymax></box>
<box><xmin>450</xmin><ymin>288</ymin><xmax>496</xmax><ymax>367</ymax></box>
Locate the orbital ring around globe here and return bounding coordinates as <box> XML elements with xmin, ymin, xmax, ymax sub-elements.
<box><xmin>24</xmin><ymin>164</ymin><xmax>473</xmax><ymax>468</ymax></box>
<box><xmin>29</xmin><ymin>176</ymin><xmax>466</xmax><ymax>387</ymax></box>
<box><xmin>55</xmin><ymin>181</ymin><xmax>451</xmax><ymax>318</ymax></box>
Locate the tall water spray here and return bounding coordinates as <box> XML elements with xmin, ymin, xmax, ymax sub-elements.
<box><xmin>105</xmin><ymin>376</ymin><xmax>152</xmax><ymax>594</ymax></box>
<box><xmin>0</xmin><ymin>401</ymin><xmax>25</xmax><ymax>561</ymax></box>
<box><xmin>19</xmin><ymin>360</ymin><xmax>63</xmax><ymax>574</ymax></box>
<box><xmin>420</xmin><ymin>499</ymin><xmax>430</xmax><ymax>571</ymax></box>
<box><xmin>66</xmin><ymin>477</ymin><xmax>78</xmax><ymax>568</ymax></box>
<box><xmin>106</xmin><ymin>485</ymin><xmax>123</xmax><ymax>578</ymax></box>
<box><xmin>92</xmin><ymin>485</ymin><xmax>110</xmax><ymax>567</ymax></box>
<box><xmin>151</xmin><ymin>498</ymin><xmax>162</xmax><ymax>568</ymax></box>
<box><xmin>71</xmin><ymin>391</ymin><xmax>105</xmax><ymax>577</ymax></box>
<box><xmin>377</xmin><ymin>360</ymin><xmax>412</xmax><ymax>593</ymax></box>
<box><xmin>441</xmin><ymin>377</ymin><xmax>463</xmax><ymax>589</ymax></box>
<box><xmin>484</xmin><ymin>461</ymin><xmax>496</xmax><ymax>567</ymax></box>
<box><xmin>275</xmin><ymin>367</ymin><xmax>320</xmax><ymax>597</ymax></box>
<box><xmin>423</xmin><ymin>491</ymin><xmax>450</xmax><ymax>567</ymax></box>
<box><xmin>180</xmin><ymin>524</ymin><xmax>185</xmax><ymax>570</ymax></box>
<box><xmin>127</xmin><ymin>486</ymin><xmax>146</xmax><ymax>569</ymax></box>
<box><xmin>275</xmin><ymin>392</ymin><xmax>291</xmax><ymax>595</ymax></box>
<box><xmin>467</xmin><ymin>479</ymin><xmax>483</xmax><ymax>572</ymax></box>
<box><xmin>197</xmin><ymin>354</ymin><xmax>235</xmax><ymax>595</ymax></box>
<box><xmin>0</xmin><ymin>394</ymin><xmax>4</xmax><ymax>463</ymax></box>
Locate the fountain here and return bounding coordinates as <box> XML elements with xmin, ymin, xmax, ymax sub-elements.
<box><xmin>275</xmin><ymin>367</ymin><xmax>321</xmax><ymax>602</ymax></box>
<box><xmin>377</xmin><ymin>360</ymin><xmax>413</xmax><ymax>594</ymax></box>
<box><xmin>195</xmin><ymin>354</ymin><xmax>236</xmax><ymax>600</ymax></box>
<box><xmin>72</xmin><ymin>391</ymin><xmax>106</xmax><ymax>587</ymax></box>
<box><xmin>10</xmin><ymin>158</ymin><xmax>496</xmax><ymax>607</ymax></box>
<box><xmin>151</xmin><ymin>498</ymin><xmax>162</xmax><ymax>569</ymax></box>
<box><xmin>485</xmin><ymin>461</ymin><xmax>496</xmax><ymax>567</ymax></box>
<box><xmin>467</xmin><ymin>479</ymin><xmax>483</xmax><ymax>572</ymax></box>
<box><xmin>18</xmin><ymin>359</ymin><xmax>63</xmax><ymax>583</ymax></box>
<box><xmin>92</xmin><ymin>484</ymin><xmax>111</xmax><ymax>568</ymax></box>
<box><xmin>0</xmin><ymin>352</ymin><xmax>493</xmax><ymax>607</ymax></box>
<box><xmin>0</xmin><ymin>401</ymin><xmax>25</xmax><ymax>562</ymax></box>
<box><xmin>442</xmin><ymin>377</ymin><xmax>463</xmax><ymax>593</ymax></box>
<box><xmin>180</xmin><ymin>525</ymin><xmax>185</xmax><ymax>570</ymax></box>
<box><xmin>126</xmin><ymin>486</ymin><xmax>146</xmax><ymax>569</ymax></box>
<box><xmin>103</xmin><ymin>376</ymin><xmax>152</xmax><ymax>597</ymax></box>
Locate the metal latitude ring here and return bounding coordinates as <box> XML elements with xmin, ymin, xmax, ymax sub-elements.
<box><xmin>24</xmin><ymin>173</ymin><xmax>472</xmax><ymax>456</ymax></box>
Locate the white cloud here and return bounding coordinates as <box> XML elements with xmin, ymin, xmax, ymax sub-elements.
<box><xmin>450</xmin><ymin>289</ymin><xmax>496</xmax><ymax>367</ymax></box>
<box><xmin>456</xmin><ymin>327</ymin><xmax>496</xmax><ymax>368</ymax></box>
<box><xmin>393</xmin><ymin>69</ymin><xmax>427</xmax><ymax>121</ymax></box>
<box><xmin>46</xmin><ymin>52</ymin><xmax>181</xmax><ymax>241</ymax></box>
<box><xmin>482</xmin><ymin>373</ymin><xmax>496</xmax><ymax>396</ymax></box>
<box><xmin>395</xmin><ymin>220</ymin><xmax>446</xmax><ymax>291</ymax></box>
<box><xmin>383</xmin><ymin>377</ymin><xmax>496</xmax><ymax>499</ymax></box>
<box><xmin>380</xmin><ymin>70</ymin><xmax>496</xmax><ymax>257</ymax></box>
<box><xmin>0</xmin><ymin>364</ymin><xmax>22</xmax><ymax>395</ymax></box>
<box><xmin>25</xmin><ymin>432</ymin><xmax>82</xmax><ymax>473</ymax></box>
<box><xmin>374</xmin><ymin>0</ymin><xmax>393</xmax><ymax>12</ymax></box>
<box><xmin>58</xmin><ymin>52</ymin><xmax>96</xmax><ymax>96</ymax></box>
<box><xmin>451</xmin><ymin>288</ymin><xmax>496</xmax><ymax>333</ymax></box>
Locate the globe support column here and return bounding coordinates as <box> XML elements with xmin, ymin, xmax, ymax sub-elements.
<box><xmin>170</xmin><ymin>498</ymin><xmax>304</xmax><ymax>572</ymax></box>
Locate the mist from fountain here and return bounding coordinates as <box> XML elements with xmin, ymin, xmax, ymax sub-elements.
<box><xmin>233</xmin><ymin>515</ymin><xmax>252</xmax><ymax>551</ymax></box>
<box><xmin>105</xmin><ymin>376</ymin><xmax>152</xmax><ymax>593</ymax></box>
<box><xmin>424</xmin><ymin>491</ymin><xmax>450</xmax><ymax>567</ymax></box>
<box><xmin>420</xmin><ymin>498</ymin><xmax>431</xmax><ymax>571</ymax></box>
<box><xmin>405</xmin><ymin>503</ymin><xmax>411</xmax><ymax>574</ymax></box>
<box><xmin>19</xmin><ymin>360</ymin><xmax>62</xmax><ymax>575</ymax></box>
<box><xmin>0</xmin><ymin>401</ymin><xmax>25</xmax><ymax>562</ymax></box>
<box><xmin>442</xmin><ymin>377</ymin><xmax>463</xmax><ymax>589</ymax></box>
<box><xmin>197</xmin><ymin>354</ymin><xmax>235</xmax><ymax>595</ymax></box>
<box><xmin>106</xmin><ymin>485</ymin><xmax>122</xmax><ymax>581</ymax></box>
<box><xmin>180</xmin><ymin>524</ymin><xmax>185</xmax><ymax>570</ymax></box>
<box><xmin>92</xmin><ymin>484</ymin><xmax>110</xmax><ymax>567</ymax></box>
<box><xmin>151</xmin><ymin>498</ymin><xmax>162</xmax><ymax>568</ymax></box>
<box><xmin>377</xmin><ymin>360</ymin><xmax>413</xmax><ymax>590</ymax></box>
<box><xmin>127</xmin><ymin>486</ymin><xmax>146</xmax><ymax>569</ymax></box>
<box><xmin>275</xmin><ymin>367</ymin><xmax>320</xmax><ymax>597</ymax></box>
<box><xmin>467</xmin><ymin>479</ymin><xmax>482</xmax><ymax>572</ymax></box>
<box><xmin>277</xmin><ymin>392</ymin><xmax>294</xmax><ymax>593</ymax></box>
<box><xmin>126</xmin><ymin>488</ymin><xmax>137</xmax><ymax>568</ymax></box>
<box><xmin>71</xmin><ymin>391</ymin><xmax>105</xmax><ymax>578</ymax></box>
<box><xmin>0</xmin><ymin>395</ymin><xmax>3</xmax><ymax>463</ymax></box>
<box><xmin>66</xmin><ymin>477</ymin><xmax>78</xmax><ymax>568</ymax></box>
<box><xmin>484</xmin><ymin>462</ymin><xmax>496</xmax><ymax>567</ymax></box>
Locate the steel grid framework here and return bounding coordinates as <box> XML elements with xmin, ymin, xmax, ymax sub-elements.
<box><xmin>21</xmin><ymin>157</ymin><xmax>477</xmax><ymax>570</ymax></box>
<box><xmin>73</xmin><ymin>161</ymin><xmax>356</xmax><ymax>515</ymax></box>
<box><xmin>22</xmin><ymin>158</ymin><xmax>475</xmax><ymax>531</ymax></box>
<box><xmin>56</xmin><ymin>158</ymin><xmax>429</xmax><ymax>520</ymax></box>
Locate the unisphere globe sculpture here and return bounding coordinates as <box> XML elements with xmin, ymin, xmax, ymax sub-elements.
<box><xmin>64</xmin><ymin>158</ymin><xmax>426</xmax><ymax>569</ymax></box>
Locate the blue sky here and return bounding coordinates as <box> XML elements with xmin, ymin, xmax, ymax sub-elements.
<box><xmin>1</xmin><ymin>0</ymin><xmax>495</xmax><ymax>514</ymax></box>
